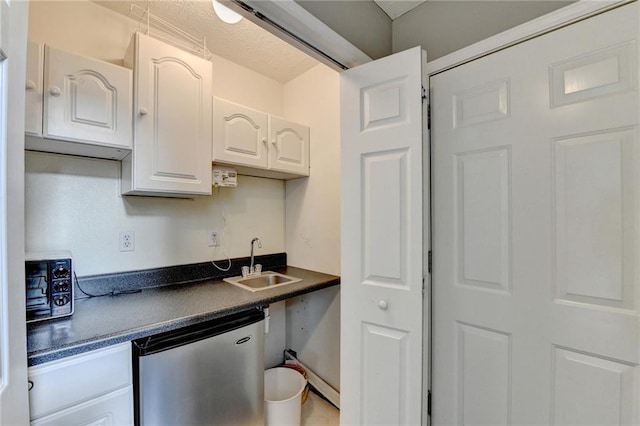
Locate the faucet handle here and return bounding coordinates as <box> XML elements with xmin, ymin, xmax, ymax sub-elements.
<box><xmin>241</xmin><ymin>266</ymin><xmax>250</xmax><ymax>278</ymax></box>
<box><xmin>254</xmin><ymin>264</ymin><xmax>262</xmax><ymax>275</ymax></box>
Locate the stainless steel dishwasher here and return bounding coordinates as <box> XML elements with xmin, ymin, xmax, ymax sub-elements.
<box><xmin>132</xmin><ymin>309</ymin><xmax>265</xmax><ymax>426</ymax></box>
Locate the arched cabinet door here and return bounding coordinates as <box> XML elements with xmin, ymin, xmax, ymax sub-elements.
<box><xmin>212</xmin><ymin>97</ymin><xmax>268</xmax><ymax>169</ymax></box>
<box><xmin>44</xmin><ymin>46</ymin><xmax>132</xmax><ymax>150</ymax></box>
<box><xmin>123</xmin><ymin>32</ymin><xmax>212</xmax><ymax>196</ymax></box>
<box><xmin>268</xmin><ymin>115</ymin><xmax>309</xmax><ymax>176</ymax></box>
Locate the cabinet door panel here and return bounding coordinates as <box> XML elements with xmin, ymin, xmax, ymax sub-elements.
<box><xmin>153</xmin><ymin>59</ymin><xmax>201</xmax><ymax>178</ymax></box>
<box><xmin>131</xmin><ymin>33</ymin><xmax>212</xmax><ymax>195</ymax></box>
<box><xmin>30</xmin><ymin>386</ymin><xmax>133</xmax><ymax>426</ymax></box>
<box><xmin>268</xmin><ymin>115</ymin><xmax>309</xmax><ymax>175</ymax></box>
<box><xmin>25</xmin><ymin>42</ymin><xmax>43</xmax><ymax>136</ymax></box>
<box><xmin>213</xmin><ymin>97</ymin><xmax>268</xmax><ymax>168</ymax></box>
<box><xmin>44</xmin><ymin>46</ymin><xmax>132</xmax><ymax>149</ymax></box>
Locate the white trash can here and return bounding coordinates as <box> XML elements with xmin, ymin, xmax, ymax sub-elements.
<box><xmin>264</xmin><ymin>367</ymin><xmax>307</xmax><ymax>426</ymax></box>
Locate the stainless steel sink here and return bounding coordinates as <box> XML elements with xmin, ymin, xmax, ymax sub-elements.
<box><xmin>224</xmin><ymin>271</ymin><xmax>301</xmax><ymax>292</ymax></box>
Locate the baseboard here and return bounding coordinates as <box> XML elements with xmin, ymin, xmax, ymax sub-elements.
<box><xmin>284</xmin><ymin>349</ymin><xmax>340</xmax><ymax>409</ymax></box>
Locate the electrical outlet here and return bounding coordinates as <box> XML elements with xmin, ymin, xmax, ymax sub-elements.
<box><xmin>208</xmin><ymin>230</ymin><xmax>219</xmax><ymax>247</ymax></box>
<box><xmin>119</xmin><ymin>230</ymin><xmax>135</xmax><ymax>252</ymax></box>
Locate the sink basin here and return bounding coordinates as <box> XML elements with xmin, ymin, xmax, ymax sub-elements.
<box><xmin>224</xmin><ymin>271</ymin><xmax>301</xmax><ymax>292</ymax></box>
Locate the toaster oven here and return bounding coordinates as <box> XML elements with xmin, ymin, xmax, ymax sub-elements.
<box><xmin>25</xmin><ymin>251</ymin><xmax>73</xmax><ymax>322</ymax></box>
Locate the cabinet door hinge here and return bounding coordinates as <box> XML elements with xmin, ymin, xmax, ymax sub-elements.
<box><xmin>428</xmin><ymin>389</ymin><xmax>432</xmax><ymax>416</ymax></box>
<box><xmin>428</xmin><ymin>250</ymin><xmax>432</xmax><ymax>273</ymax></box>
<box><xmin>422</xmin><ymin>85</ymin><xmax>427</xmax><ymax>102</ymax></box>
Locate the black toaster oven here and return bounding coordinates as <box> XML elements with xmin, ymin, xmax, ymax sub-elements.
<box><xmin>25</xmin><ymin>252</ymin><xmax>73</xmax><ymax>322</ymax></box>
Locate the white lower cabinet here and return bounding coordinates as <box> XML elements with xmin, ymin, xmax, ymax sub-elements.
<box><xmin>213</xmin><ymin>97</ymin><xmax>310</xmax><ymax>179</ymax></box>
<box><xmin>31</xmin><ymin>387</ymin><xmax>133</xmax><ymax>426</ymax></box>
<box><xmin>28</xmin><ymin>343</ymin><xmax>133</xmax><ymax>426</ymax></box>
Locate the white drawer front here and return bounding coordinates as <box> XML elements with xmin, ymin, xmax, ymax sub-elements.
<box><xmin>29</xmin><ymin>343</ymin><xmax>132</xmax><ymax>420</ymax></box>
<box><xmin>30</xmin><ymin>386</ymin><xmax>133</xmax><ymax>426</ymax></box>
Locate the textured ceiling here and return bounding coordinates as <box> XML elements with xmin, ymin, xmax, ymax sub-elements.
<box><xmin>374</xmin><ymin>0</ymin><xmax>426</xmax><ymax>19</ymax></box>
<box><xmin>94</xmin><ymin>0</ymin><xmax>319</xmax><ymax>83</ymax></box>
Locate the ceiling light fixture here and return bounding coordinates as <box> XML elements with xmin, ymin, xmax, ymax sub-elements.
<box><xmin>213</xmin><ymin>0</ymin><xmax>243</xmax><ymax>24</ymax></box>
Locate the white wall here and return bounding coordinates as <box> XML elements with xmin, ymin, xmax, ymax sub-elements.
<box><xmin>283</xmin><ymin>64</ymin><xmax>341</xmax><ymax>390</ymax></box>
<box><xmin>295</xmin><ymin>0</ymin><xmax>392</xmax><ymax>60</ymax></box>
<box><xmin>25</xmin><ymin>152</ymin><xmax>285</xmax><ymax>275</ymax></box>
<box><xmin>392</xmin><ymin>1</ymin><xmax>572</xmax><ymax>60</ymax></box>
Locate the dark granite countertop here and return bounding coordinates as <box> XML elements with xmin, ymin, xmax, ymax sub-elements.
<box><xmin>27</xmin><ymin>266</ymin><xmax>339</xmax><ymax>366</ymax></box>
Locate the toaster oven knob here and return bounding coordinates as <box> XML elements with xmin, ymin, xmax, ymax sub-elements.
<box><xmin>53</xmin><ymin>295</ymin><xmax>69</xmax><ymax>306</ymax></box>
<box><xmin>53</xmin><ymin>266</ymin><xmax>69</xmax><ymax>278</ymax></box>
<box><xmin>53</xmin><ymin>281</ymin><xmax>70</xmax><ymax>293</ymax></box>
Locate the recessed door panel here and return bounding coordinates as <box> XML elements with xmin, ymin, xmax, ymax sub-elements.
<box><xmin>457</xmin><ymin>323</ymin><xmax>511</xmax><ymax>425</ymax></box>
<box><xmin>361</xmin><ymin>323</ymin><xmax>410</xmax><ymax>426</ymax></box>
<box><xmin>361</xmin><ymin>149</ymin><xmax>408</xmax><ymax>287</ymax></box>
<box><xmin>454</xmin><ymin>79</ymin><xmax>510</xmax><ymax>128</ymax></box>
<box><xmin>455</xmin><ymin>147</ymin><xmax>511</xmax><ymax>292</ymax></box>
<box><xmin>553</xmin><ymin>128</ymin><xmax>636</xmax><ymax>309</ymax></box>
<box><xmin>552</xmin><ymin>347</ymin><xmax>637</xmax><ymax>426</ymax></box>
<box><xmin>361</xmin><ymin>77</ymin><xmax>408</xmax><ymax>131</ymax></box>
<box><xmin>273</xmin><ymin>128</ymin><xmax>302</xmax><ymax>162</ymax></box>
<box><xmin>153</xmin><ymin>59</ymin><xmax>201</xmax><ymax>179</ymax></box>
<box><xmin>550</xmin><ymin>41</ymin><xmax>637</xmax><ymax>107</ymax></box>
<box><xmin>68</xmin><ymin>71</ymin><xmax>114</xmax><ymax>127</ymax></box>
<box><xmin>225</xmin><ymin>116</ymin><xmax>263</xmax><ymax>155</ymax></box>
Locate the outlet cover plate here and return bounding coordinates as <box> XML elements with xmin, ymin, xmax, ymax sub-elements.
<box><xmin>119</xmin><ymin>230</ymin><xmax>135</xmax><ymax>252</ymax></box>
<box><xmin>208</xmin><ymin>230</ymin><xmax>219</xmax><ymax>247</ymax></box>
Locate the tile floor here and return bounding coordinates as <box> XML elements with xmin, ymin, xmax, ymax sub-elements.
<box><xmin>301</xmin><ymin>389</ymin><xmax>340</xmax><ymax>426</ymax></box>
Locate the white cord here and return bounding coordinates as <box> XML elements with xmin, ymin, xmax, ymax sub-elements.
<box><xmin>211</xmin><ymin>186</ymin><xmax>232</xmax><ymax>272</ymax></box>
<box><xmin>211</xmin><ymin>257</ymin><xmax>231</xmax><ymax>272</ymax></box>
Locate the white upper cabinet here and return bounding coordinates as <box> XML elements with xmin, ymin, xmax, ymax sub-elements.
<box><xmin>25</xmin><ymin>42</ymin><xmax>133</xmax><ymax>160</ymax></box>
<box><xmin>122</xmin><ymin>33</ymin><xmax>212</xmax><ymax>196</ymax></box>
<box><xmin>25</xmin><ymin>42</ymin><xmax>43</xmax><ymax>136</ymax></box>
<box><xmin>213</xmin><ymin>97</ymin><xmax>309</xmax><ymax>179</ymax></box>
<box><xmin>268</xmin><ymin>115</ymin><xmax>309</xmax><ymax>176</ymax></box>
<box><xmin>212</xmin><ymin>97</ymin><xmax>268</xmax><ymax>169</ymax></box>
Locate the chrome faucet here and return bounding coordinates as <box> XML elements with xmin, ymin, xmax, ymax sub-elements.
<box><xmin>248</xmin><ymin>237</ymin><xmax>262</xmax><ymax>276</ymax></box>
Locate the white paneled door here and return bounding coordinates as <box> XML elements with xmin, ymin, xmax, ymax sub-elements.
<box><xmin>431</xmin><ymin>3</ymin><xmax>639</xmax><ymax>425</ymax></box>
<box><xmin>341</xmin><ymin>46</ymin><xmax>428</xmax><ymax>425</ymax></box>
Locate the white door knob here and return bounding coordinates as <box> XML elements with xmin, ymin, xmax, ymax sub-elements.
<box><xmin>378</xmin><ymin>300</ymin><xmax>388</xmax><ymax>310</ymax></box>
<box><xmin>139</xmin><ymin>107</ymin><xmax>148</xmax><ymax>116</ymax></box>
<box><xmin>262</xmin><ymin>137</ymin><xmax>267</xmax><ymax>144</ymax></box>
<box><xmin>25</xmin><ymin>80</ymin><xmax>36</xmax><ymax>91</ymax></box>
<box><xmin>271</xmin><ymin>139</ymin><xmax>277</xmax><ymax>145</ymax></box>
<box><xmin>49</xmin><ymin>87</ymin><xmax>61</xmax><ymax>97</ymax></box>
